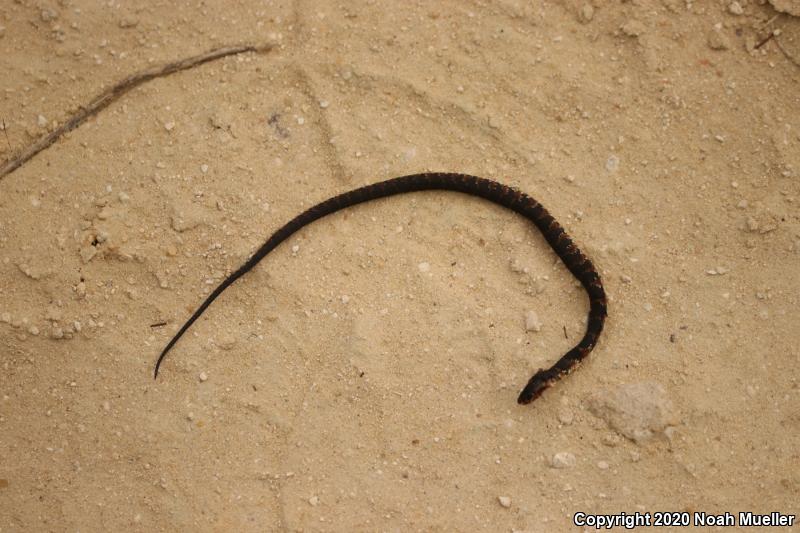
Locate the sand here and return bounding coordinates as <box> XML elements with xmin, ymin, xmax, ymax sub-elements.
<box><xmin>1</xmin><ymin>1</ymin><xmax>798</xmax><ymax>531</ymax></box>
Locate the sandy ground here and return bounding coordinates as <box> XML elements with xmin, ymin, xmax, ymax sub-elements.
<box><xmin>1</xmin><ymin>1</ymin><xmax>799</xmax><ymax>531</ymax></box>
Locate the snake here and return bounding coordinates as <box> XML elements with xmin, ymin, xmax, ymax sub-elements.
<box><xmin>153</xmin><ymin>173</ymin><xmax>607</xmax><ymax>405</ymax></box>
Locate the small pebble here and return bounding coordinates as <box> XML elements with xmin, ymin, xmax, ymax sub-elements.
<box><xmin>598</xmin><ymin>461</ymin><xmax>610</xmax><ymax>470</ymax></box>
<box><xmin>580</xmin><ymin>4</ymin><xmax>594</xmax><ymax>22</ymax></box>
<box><xmin>588</xmin><ymin>382</ymin><xmax>678</xmax><ymax>443</ymax></box>
<box><xmin>200</xmin><ymin>164</ymin><xmax>209</xmax><ymax>173</ymax></box>
<box><xmin>498</xmin><ymin>496</ymin><xmax>512</xmax><ymax>508</ymax></box>
<box><xmin>164</xmin><ymin>121</ymin><xmax>175</xmax><ymax>131</ymax></box>
<box><xmin>418</xmin><ymin>262</ymin><xmax>430</xmax><ymax>273</ymax></box>
<box><xmin>605</xmin><ymin>154</ymin><xmax>620</xmax><ymax>172</ymax></box>
<box><xmin>707</xmin><ymin>28</ymin><xmax>730</xmax><ymax>50</ymax></box>
<box><xmin>621</xmin><ymin>19</ymin><xmax>646</xmax><ymax>37</ymax></box>
<box><xmin>319</xmin><ymin>100</ymin><xmax>329</xmax><ymax>109</ymax></box>
<box><xmin>28</xmin><ymin>326</ymin><xmax>40</xmax><ymax>336</ymax></box>
<box><xmin>728</xmin><ymin>1</ymin><xmax>744</xmax><ymax>15</ymax></box>
<box><xmin>118</xmin><ymin>17</ymin><xmax>139</xmax><ymax>28</ymax></box>
<box><xmin>1</xmin><ymin>312</ymin><xmax>11</xmax><ymax>323</ymax></box>
<box><xmin>291</xmin><ymin>245</ymin><xmax>300</xmax><ymax>254</ymax></box>
<box><xmin>199</xmin><ymin>372</ymin><xmax>208</xmax><ymax>382</ymax></box>
<box><xmin>341</xmin><ymin>295</ymin><xmax>350</xmax><ymax>304</ymax></box>
<box><xmin>216</xmin><ymin>335</ymin><xmax>237</xmax><ymax>351</ymax></box>
<box><xmin>41</xmin><ymin>8</ymin><xmax>58</xmax><ymax>21</ymax></box>
<box><xmin>308</xmin><ymin>495</ymin><xmax>319</xmax><ymax>506</ymax></box>
<box><xmin>525</xmin><ymin>310</ymin><xmax>542</xmax><ymax>332</ymax></box>
<box><xmin>551</xmin><ymin>452</ymin><xmax>576</xmax><ymax>468</ymax></box>
<box><xmin>37</xmin><ymin>115</ymin><xmax>48</xmax><ymax>127</ymax></box>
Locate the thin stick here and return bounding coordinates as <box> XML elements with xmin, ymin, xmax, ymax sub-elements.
<box><xmin>0</xmin><ymin>43</ymin><xmax>273</xmax><ymax>181</ymax></box>
<box><xmin>755</xmin><ymin>32</ymin><xmax>776</xmax><ymax>50</ymax></box>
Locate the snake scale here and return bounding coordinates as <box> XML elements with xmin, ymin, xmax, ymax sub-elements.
<box><xmin>154</xmin><ymin>173</ymin><xmax>607</xmax><ymax>405</ymax></box>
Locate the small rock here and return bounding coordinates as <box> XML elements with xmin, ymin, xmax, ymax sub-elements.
<box><xmin>28</xmin><ymin>325</ymin><xmax>40</xmax><ymax>336</ymax></box>
<box><xmin>558</xmin><ymin>408</ymin><xmax>574</xmax><ymax>425</ymax></box>
<box><xmin>319</xmin><ymin>100</ymin><xmax>329</xmax><ymax>109</ymax></box>
<box><xmin>728</xmin><ymin>1</ymin><xmax>744</xmax><ymax>15</ymax></box>
<box><xmin>0</xmin><ymin>312</ymin><xmax>11</xmax><ymax>323</ymax></box>
<box><xmin>598</xmin><ymin>460</ymin><xmax>610</xmax><ymax>470</ymax></box>
<box><xmin>200</xmin><ymin>164</ymin><xmax>209</xmax><ymax>173</ymax></box>
<box><xmin>551</xmin><ymin>452</ymin><xmax>576</xmax><ymax>468</ymax></box>
<box><xmin>587</xmin><ymin>382</ymin><xmax>678</xmax><ymax>443</ymax></box>
<box><xmin>216</xmin><ymin>335</ymin><xmax>237</xmax><ymax>351</ymax></box>
<box><xmin>118</xmin><ymin>17</ymin><xmax>139</xmax><ymax>28</ymax></box>
<box><xmin>579</xmin><ymin>4</ymin><xmax>594</xmax><ymax>23</ymax></box>
<box><xmin>199</xmin><ymin>372</ymin><xmax>208</xmax><ymax>382</ymax></box>
<box><xmin>170</xmin><ymin>213</ymin><xmax>202</xmax><ymax>233</ymax></box>
<box><xmin>209</xmin><ymin>110</ymin><xmax>234</xmax><ymax>130</ymax></box>
<box><xmin>308</xmin><ymin>495</ymin><xmax>319</xmax><ymax>506</ymax></box>
<box><xmin>418</xmin><ymin>262</ymin><xmax>430</xmax><ymax>273</ymax></box>
<box><xmin>525</xmin><ymin>310</ymin><xmax>542</xmax><ymax>332</ymax></box>
<box><xmin>498</xmin><ymin>495</ymin><xmax>512</xmax><ymax>508</ymax></box>
<box><xmin>621</xmin><ymin>20</ymin><xmax>646</xmax><ymax>37</ymax></box>
<box><xmin>164</xmin><ymin>121</ymin><xmax>175</xmax><ymax>131</ymax></box>
<box><xmin>605</xmin><ymin>154</ymin><xmax>620</xmax><ymax>172</ymax></box>
<box><xmin>40</xmin><ymin>9</ymin><xmax>58</xmax><ymax>22</ymax></box>
<box><xmin>80</xmin><ymin>246</ymin><xmax>97</xmax><ymax>263</ymax></box>
<box><xmin>707</xmin><ymin>28</ymin><xmax>730</xmax><ymax>50</ymax></box>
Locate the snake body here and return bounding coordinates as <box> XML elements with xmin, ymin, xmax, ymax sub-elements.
<box><xmin>154</xmin><ymin>173</ymin><xmax>607</xmax><ymax>405</ymax></box>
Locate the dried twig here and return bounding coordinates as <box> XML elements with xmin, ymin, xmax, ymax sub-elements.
<box><xmin>755</xmin><ymin>32</ymin><xmax>776</xmax><ymax>49</ymax></box>
<box><xmin>0</xmin><ymin>43</ymin><xmax>273</xmax><ymax>181</ymax></box>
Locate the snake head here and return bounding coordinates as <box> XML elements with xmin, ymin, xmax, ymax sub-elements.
<box><xmin>517</xmin><ymin>369</ymin><xmax>555</xmax><ymax>405</ymax></box>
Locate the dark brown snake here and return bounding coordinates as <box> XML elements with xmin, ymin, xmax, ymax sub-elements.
<box><xmin>154</xmin><ymin>173</ymin><xmax>607</xmax><ymax>405</ymax></box>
